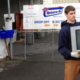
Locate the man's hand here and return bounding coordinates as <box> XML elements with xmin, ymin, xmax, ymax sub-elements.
<box><xmin>71</xmin><ymin>51</ymin><xmax>80</xmax><ymax>58</ymax></box>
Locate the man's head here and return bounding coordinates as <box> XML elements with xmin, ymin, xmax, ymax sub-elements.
<box><xmin>64</xmin><ymin>5</ymin><xmax>76</xmax><ymax>23</ymax></box>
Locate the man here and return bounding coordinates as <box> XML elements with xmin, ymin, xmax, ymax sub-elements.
<box><xmin>58</xmin><ymin>5</ymin><xmax>80</xmax><ymax>80</ymax></box>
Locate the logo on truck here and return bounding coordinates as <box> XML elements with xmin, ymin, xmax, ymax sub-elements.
<box><xmin>42</xmin><ymin>6</ymin><xmax>64</xmax><ymax>17</ymax></box>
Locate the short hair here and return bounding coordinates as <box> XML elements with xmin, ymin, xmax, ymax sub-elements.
<box><xmin>64</xmin><ymin>5</ymin><xmax>75</xmax><ymax>14</ymax></box>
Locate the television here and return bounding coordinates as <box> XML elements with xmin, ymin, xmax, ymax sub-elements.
<box><xmin>71</xmin><ymin>26</ymin><xmax>80</xmax><ymax>52</ymax></box>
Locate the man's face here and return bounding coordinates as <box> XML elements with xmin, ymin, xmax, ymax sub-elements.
<box><xmin>65</xmin><ymin>10</ymin><xmax>75</xmax><ymax>22</ymax></box>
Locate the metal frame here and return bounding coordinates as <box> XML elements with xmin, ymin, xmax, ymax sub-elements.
<box><xmin>7</xmin><ymin>0</ymin><xmax>11</xmax><ymax>18</ymax></box>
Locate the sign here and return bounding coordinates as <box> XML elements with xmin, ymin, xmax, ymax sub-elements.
<box><xmin>23</xmin><ymin>3</ymin><xmax>80</xmax><ymax>29</ymax></box>
<box><xmin>23</xmin><ymin>5</ymin><xmax>39</xmax><ymax>17</ymax></box>
<box><xmin>4</xmin><ymin>14</ymin><xmax>15</xmax><ymax>22</ymax></box>
<box><xmin>23</xmin><ymin>17</ymin><xmax>31</xmax><ymax>29</ymax></box>
<box><xmin>43</xmin><ymin>6</ymin><xmax>64</xmax><ymax>17</ymax></box>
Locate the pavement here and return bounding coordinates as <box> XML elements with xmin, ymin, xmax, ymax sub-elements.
<box><xmin>0</xmin><ymin>59</ymin><xmax>22</xmax><ymax>73</ymax></box>
<box><xmin>0</xmin><ymin>60</ymin><xmax>80</xmax><ymax>80</ymax></box>
<box><xmin>0</xmin><ymin>61</ymin><xmax>64</xmax><ymax>80</ymax></box>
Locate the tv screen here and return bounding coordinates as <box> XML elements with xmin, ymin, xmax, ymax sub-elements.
<box><xmin>70</xmin><ymin>26</ymin><xmax>80</xmax><ymax>52</ymax></box>
<box><xmin>76</xmin><ymin>30</ymin><xmax>80</xmax><ymax>50</ymax></box>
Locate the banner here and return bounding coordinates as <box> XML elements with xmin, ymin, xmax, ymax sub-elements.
<box><xmin>23</xmin><ymin>3</ymin><xmax>80</xmax><ymax>29</ymax></box>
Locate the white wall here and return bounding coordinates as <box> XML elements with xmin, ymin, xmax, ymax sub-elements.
<box><xmin>43</xmin><ymin>0</ymin><xmax>79</xmax><ymax>4</ymax></box>
<box><xmin>43</xmin><ymin>0</ymin><xmax>53</xmax><ymax>4</ymax></box>
<box><xmin>53</xmin><ymin>0</ymin><xmax>79</xmax><ymax>4</ymax></box>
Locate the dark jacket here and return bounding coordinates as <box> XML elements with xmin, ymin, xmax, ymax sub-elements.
<box><xmin>58</xmin><ymin>20</ymin><xmax>80</xmax><ymax>60</ymax></box>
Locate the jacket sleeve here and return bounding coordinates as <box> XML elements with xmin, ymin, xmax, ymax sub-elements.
<box><xmin>58</xmin><ymin>29</ymin><xmax>71</xmax><ymax>59</ymax></box>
